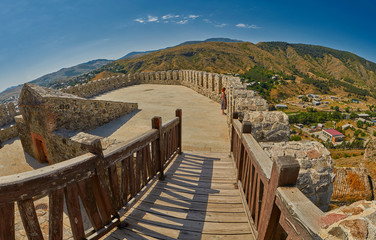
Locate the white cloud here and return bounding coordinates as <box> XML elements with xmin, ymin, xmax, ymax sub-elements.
<box><xmin>177</xmin><ymin>20</ymin><xmax>188</xmax><ymax>24</ymax></box>
<box><xmin>147</xmin><ymin>15</ymin><xmax>158</xmax><ymax>22</ymax></box>
<box><xmin>188</xmin><ymin>14</ymin><xmax>199</xmax><ymax>19</ymax></box>
<box><xmin>162</xmin><ymin>14</ymin><xmax>173</xmax><ymax>20</ymax></box>
<box><xmin>162</xmin><ymin>14</ymin><xmax>180</xmax><ymax>20</ymax></box>
<box><xmin>203</xmin><ymin>19</ymin><xmax>212</xmax><ymax>23</ymax></box>
<box><xmin>215</xmin><ymin>23</ymin><xmax>227</xmax><ymax>28</ymax></box>
<box><xmin>248</xmin><ymin>24</ymin><xmax>260</xmax><ymax>29</ymax></box>
<box><xmin>236</xmin><ymin>23</ymin><xmax>260</xmax><ymax>29</ymax></box>
<box><xmin>236</xmin><ymin>23</ymin><xmax>247</xmax><ymax>28</ymax></box>
<box><xmin>134</xmin><ymin>18</ymin><xmax>145</xmax><ymax>23</ymax></box>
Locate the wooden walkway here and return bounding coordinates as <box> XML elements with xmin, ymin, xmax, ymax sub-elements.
<box><xmin>104</xmin><ymin>152</ymin><xmax>254</xmax><ymax>239</ymax></box>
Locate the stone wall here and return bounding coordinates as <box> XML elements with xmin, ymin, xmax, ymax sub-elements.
<box><xmin>261</xmin><ymin>141</ymin><xmax>336</xmax><ymax>211</ymax></box>
<box><xmin>0</xmin><ymin>125</ymin><xmax>18</xmax><ymax>143</ymax></box>
<box><xmin>17</xmin><ymin>84</ymin><xmax>138</xmax><ymax>164</ymax></box>
<box><xmin>0</xmin><ymin>102</ymin><xmax>19</xmax><ymax>127</ymax></box>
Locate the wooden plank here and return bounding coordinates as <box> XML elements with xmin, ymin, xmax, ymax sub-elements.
<box><xmin>242</xmin><ymin>134</ymin><xmax>273</xmax><ymax>181</ymax></box>
<box><xmin>130</xmin><ymin>205</ymin><xmax>249</xmax><ymax>223</ymax></box>
<box><xmin>77</xmin><ymin>179</ymin><xmax>104</xmax><ymax>231</ymax></box>
<box><xmin>139</xmin><ymin>198</ymin><xmax>246</xmax><ymax>213</ymax></box>
<box><xmin>109</xmin><ymin>165</ymin><xmax>121</xmax><ymax>210</ymax></box>
<box><xmin>142</xmin><ymin>146</ymin><xmax>148</xmax><ymax>187</ymax></box>
<box><xmin>275</xmin><ymin>187</ymin><xmax>324</xmax><ymax>238</ymax></box>
<box><xmin>254</xmin><ymin>177</ymin><xmax>261</xmax><ymax>229</ymax></box>
<box><xmin>92</xmin><ymin>175</ymin><xmax>112</xmax><ymax>223</ymax></box>
<box><xmin>121</xmin><ymin>157</ymin><xmax>130</xmax><ymax>205</ymax></box>
<box><xmin>152</xmin><ymin>184</ymin><xmax>241</xmax><ymax>196</ymax></box>
<box><xmin>0</xmin><ymin>202</ymin><xmax>14</xmax><ymax>240</ymax></box>
<box><xmin>0</xmin><ymin>153</ymin><xmax>96</xmax><ymax>203</ymax></box>
<box><xmin>103</xmin><ymin>129</ymin><xmax>159</xmax><ymax>168</ymax></box>
<box><xmin>152</xmin><ymin>117</ymin><xmax>164</xmax><ymax>179</ymax></box>
<box><xmin>49</xmin><ymin>189</ymin><xmax>64</xmax><ymax>240</ymax></box>
<box><xmin>17</xmin><ymin>199</ymin><xmax>43</xmax><ymax>240</ymax></box>
<box><xmin>161</xmin><ymin>117</ymin><xmax>179</xmax><ymax>134</ymax></box>
<box><xmin>86</xmin><ymin>139</ymin><xmax>116</xmax><ymax>218</ymax></box>
<box><xmin>250</xmin><ymin>172</ymin><xmax>258</xmax><ymax>220</ymax></box>
<box><xmin>257</xmin><ymin>156</ymin><xmax>300</xmax><ymax>240</ymax></box>
<box><xmin>65</xmin><ymin>184</ymin><xmax>85</xmax><ymax>240</ymax></box>
<box><xmin>126</xmin><ymin>212</ymin><xmax>251</xmax><ymax>234</ymax></box>
<box><xmin>248</xmin><ymin>164</ymin><xmax>254</xmax><ymax>209</ymax></box>
<box><xmin>145</xmin><ymin>144</ymin><xmax>153</xmax><ymax>181</ymax></box>
<box><xmin>116</xmin><ymin>217</ymin><xmax>180</xmax><ymax>240</ymax></box>
<box><xmin>129</xmin><ymin>155</ymin><xmax>136</xmax><ymax>197</ymax></box>
<box><xmin>139</xmin><ymin>190</ymin><xmax>243</xmax><ymax>204</ymax></box>
<box><xmin>136</xmin><ymin>150</ymin><xmax>142</xmax><ymax>192</ymax></box>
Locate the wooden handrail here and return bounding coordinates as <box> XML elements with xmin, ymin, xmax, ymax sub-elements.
<box><xmin>231</xmin><ymin>118</ymin><xmax>324</xmax><ymax>240</ymax></box>
<box><xmin>0</xmin><ymin>110</ymin><xmax>182</xmax><ymax>240</ymax></box>
<box><xmin>0</xmin><ymin>153</ymin><xmax>97</xmax><ymax>203</ymax></box>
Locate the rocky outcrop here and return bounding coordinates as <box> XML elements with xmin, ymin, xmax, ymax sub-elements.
<box><xmin>320</xmin><ymin>200</ymin><xmax>376</xmax><ymax>239</ymax></box>
<box><xmin>243</xmin><ymin>111</ymin><xmax>290</xmax><ymax>142</ymax></box>
<box><xmin>364</xmin><ymin>138</ymin><xmax>376</xmax><ymax>161</ymax></box>
<box><xmin>332</xmin><ymin>167</ymin><xmax>373</xmax><ymax>203</ymax></box>
<box><xmin>261</xmin><ymin>141</ymin><xmax>336</xmax><ymax>211</ymax></box>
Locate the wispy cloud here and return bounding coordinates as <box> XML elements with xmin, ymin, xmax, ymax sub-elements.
<box><xmin>203</xmin><ymin>19</ymin><xmax>212</xmax><ymax>23</ymax></box>
<box><xmin>177</xmin><ymin>20</ymin><xmax>188</xmax><ymax>24</ymax></box>
<box><xmin>188</xmin><ymin>14</ymin><xmax>199</xmax><ymax>19</ymax></box>
<box><xmin>162</xmin><ymin>14</ymin><xmax>179</xmax><ymax>20</ymax></box>
<box><xmin>215</xmin><ymin>23</ymin><xmax>227</xmax><ymax>28</ymax></box>
<box><xmin>134</xmin><ymin>18</ymin><xmax>145</xmax><ymax>23</ymax></box>
<box><xmin>236</xmin><ymin>23</ymin><xmax>260</xmax><ymax>29</ymax></box>
<box><xmin>147</xmin><ymin>15</ymin><xmax>158</xmax><ymax>22</ymax></box>
<box><xmin>134</xmin><ymin>14</ymin><xmax>201</xmax><ymax>25</ymax></box>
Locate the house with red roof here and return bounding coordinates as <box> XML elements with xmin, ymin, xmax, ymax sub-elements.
<box><xmin>322</xmin><ymin>128</ymin><xmax>345</xmax><ymax>143</ymax></box>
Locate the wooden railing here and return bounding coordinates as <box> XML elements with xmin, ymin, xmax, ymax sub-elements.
<box><xmin>231</xmin><ymin>117</ymin><xmax>324</xmax><ymax>240</ymax></box>
<box><xmin>0</xmin><ymin>109</ymin><xmax>182</xmax><ymax>240</ymax></box>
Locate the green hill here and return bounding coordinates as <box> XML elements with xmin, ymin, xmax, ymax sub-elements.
<box><xmin>70</xmin><ymin>41</ymin><xmax>376</xmax><ymax>101</ymax></box>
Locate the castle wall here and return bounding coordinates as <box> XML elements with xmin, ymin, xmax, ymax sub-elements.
<box><xmin>0</xmin><ymin>102</ymin><xmax>19</xmax><ymax>127</ymax></box>
<box><xmin>0</xmin><ymin>125</ymin><xmax>18</xmax><ymax>143</ymax></box>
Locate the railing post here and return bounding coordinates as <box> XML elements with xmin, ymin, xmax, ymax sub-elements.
<box><xmin>0</xmin><ymin>203</ymin><xmax>15</xmax><ymax>240</ymax></box>
<box><xmin>238</xmin><ymin>121</ymin><xmax>252</xmax><ymax>181</ymax></box>
<box><xmin>80</xmin><ymin>136</ymin><xmax>116</xmax><ymax>222</ymax></box>
<box><xmin>152</xmin><ymin>116</ymin><xmax>165</xmax><ymax>180</ymax></box>
<box><xmin>230</xmin><ymin>112</ymin><xmax>239</xmax><ymax>153</ymax></box>
<box><xmin>257</xmin><ymin>156</ymin><xmax>300</xmax><ymax>240</ymax></box>
<box><xmin>175</xmin><ymin>109</ymin><xmax>182</xmax><ymax>154</ymax></box>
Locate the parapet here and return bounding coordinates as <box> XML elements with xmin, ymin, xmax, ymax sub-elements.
<box><xmin>261</xmin><ymin>141</ymin><xmax>336</xmax><ymax>211</ymax></box>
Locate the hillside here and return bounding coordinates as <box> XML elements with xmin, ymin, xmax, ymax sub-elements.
<box><xmin>73</xmin><ymin>41</ymin><xmax>376</xmax><ymax>102</ymax></box>
<box><xmin>120</xmin><ymin>38</ymin><xmax>243</xmax><ymax>59</ymax></box>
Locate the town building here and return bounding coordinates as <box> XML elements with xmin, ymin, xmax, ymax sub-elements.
<box><xmin>322</xmin><ymin>128</ymin><xmax>345</xmax><ymax>143</ymax></box>
<box><xmin>275</xmin><ymin>104</ymin><xmax>288</xmax><ymax>108</ymax></box>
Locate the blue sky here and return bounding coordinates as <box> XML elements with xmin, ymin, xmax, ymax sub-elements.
<box><xmin>0</xmin><ymin>0</ymin><xmax>375</xmax><ymax>92</ymax></box>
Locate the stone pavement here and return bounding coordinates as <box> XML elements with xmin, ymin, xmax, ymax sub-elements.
<box><xmin>90</xmin><ymin>84</ymin><xmax>230</xmax><ymax>153</ymax></box>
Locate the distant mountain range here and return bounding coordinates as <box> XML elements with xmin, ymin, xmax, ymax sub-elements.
<box><xmin>0</xmin><ymin>59</ymin><xmax>112</xmax><ymax>101</ymax></box>
<box><xmin>2</xmin><ymin>37</ymin><xmax>376</xmax><ymax>103</ymax></box>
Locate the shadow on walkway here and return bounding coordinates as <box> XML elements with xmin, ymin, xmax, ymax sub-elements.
<box><xmin>104</xmin><ymin>152</ymin><xmax>252</xmax><ymax>239</ymax></box>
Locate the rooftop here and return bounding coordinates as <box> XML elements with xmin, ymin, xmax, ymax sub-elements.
<box><xmin>323</xmin><ymin>128</ymin><xmax>344</xmax><ymax>136</ymax></box>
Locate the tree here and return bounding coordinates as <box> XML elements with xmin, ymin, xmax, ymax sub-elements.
<box><xmin>345</xmin><ymin>106</ymin><xmax>350</xmax><ymax>113</ymax></box>
<box><xmin>349</xmin><ymin>112</ymin><xmax>358</xmax><ymax>119</ymax></box>
<box><xmin>334</xmin><ymin>106</ymin><xmax>340</xmax><ymax>112</ymax></box>
<box><xmin>302</xmin><ymin>96</ymin><xmax>309</xmax><ymax>102</ymax></box>
<box><xmin>357</xmin><ymin>120</ymin><xmax>364</xmax><ymax>128</ymax></box>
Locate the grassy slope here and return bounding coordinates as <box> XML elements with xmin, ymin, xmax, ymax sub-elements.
<box><xmin>92</xmin><ymin>41</ymin><xmax>376</xmax><ymax>100</ymax></box>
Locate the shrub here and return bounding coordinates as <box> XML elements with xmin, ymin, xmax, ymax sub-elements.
<box><xmin>290</xmin><ymin>135</ymin><xmax>302</xmax><ymax>141</ymax></box>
